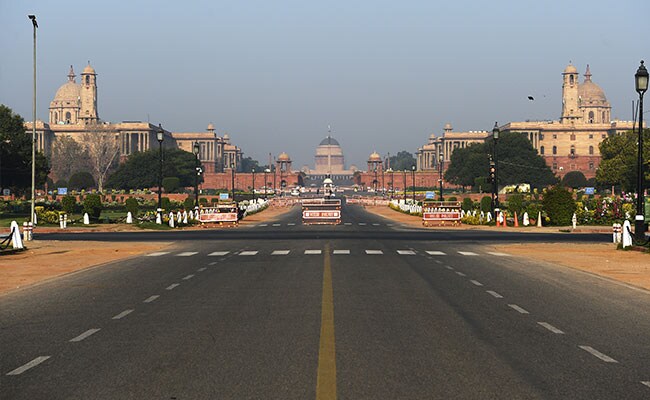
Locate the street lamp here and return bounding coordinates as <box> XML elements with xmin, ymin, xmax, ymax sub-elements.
<box><xmin>231</xmin><ymin>163</ymin><xmax>236</xmax><ymax>202</ymax></box>
<box><xmin>28</xmin><ymin>14</ymin><xmax>38</xmax><ymax>229</ymax></box>
<box><xmin>373</xmin><ymin>166</ymin><xmax>378</xmax><ymax>194</ymax></box>
<box><xmin>403</xmin><ymin>169</ymin><xmax>407</xmax><ymax>200</ymax></box>
<box><xmin>411</xmin><ymin>165</ymin><xmax>416</xmax><ymax>202</ymax></box>
<box><xmin>635</xmin><ymin>60</ymin><xmax>648</xmax><ymax>241</ymax></box>
<box><xmin>492</xmin><ymin>122</ymin><xmax>500</xmax><ymax>216</ymax></box>
<box><xmin>193</xmin><ymin>142</ymin><xmax>200</xmax><ymax>208</ymax></box>
<box><xmin>264</xmin><ymin>168</ymin><xmax>270</xmax><ymax>198</ymax></box>
<box><xmin>438</xmin><ymin>152</ymin><xmax>444</xmax><ymax>202</ymax></box>
<box><xmin>387</xmin><ymin>168</ymin><xmax>393</xmax><ymax>196</ymax></box>
<box><xmin>252</xmin><ymin>168</ymin><xmax>256</xmax><ymax>203</ymax></box>
<box><xmin>157</xmin><ymin>124</ymin><xmax>164</xmax><ymax>216</ymax></box>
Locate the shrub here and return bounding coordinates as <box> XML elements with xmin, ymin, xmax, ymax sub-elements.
<box><xmin>507</xmin><ymin>194</ymin><xmax>524</xmax><ymax>216</ymax></box>
<box><xmin>542</xmin><ymin>185</ymin><xmax>576</xmax><ymax>225</ymax></box>
<box><xmin>83</xmin><ymin>193</ymin><xmax>103</xmax><ymax>219</ymax></box>
<box><xmin>562</xmin><ymin>171</ymin><xmax>587</xmax><ymax>189</ymax></box>
<box><xmin>480</xmin><ymin>196</ymin><xmax>492</xmax><ymax>213</ymax></box>
<box><xmin>161</xmin><ymin>197</ymin><xmax>172</xmax><ymax>211</ymax></box>
<box><xmin>54</xmin><ymin>179</ymin><xmax>68</xmax><ymax>188</ymax></box>
<box><xmin>61</xmin><ymin>195</ymin><xmax>77</xmax><ymax>215</ymax></box>
<box><xmin>125</xmin><ymin>197</ymin><xmax>139</xmax><ymax>216</ymax></box>
<box><xmin>447</xmin><ymin>196</ymin><xmax>457</xmax><ymax>202</ymax></box>
<box><xmin>183</xmin><ymin>196</ymin><xmax>195</xmax><ymax>210</ymax></box>
<box><xmin>162</xmin><ymin>177</ymin><xmax>180</xmax><ymax>193</ymax></box>
<box><xmin>461</xmin><ymin>197</ymin><xmax>473</xmax><ymax>211</ymax></box>
<box><xmin>199</xmin><ymin>197</ymin><xmax>208</xmax><ymax>204</ymax></box>
<box><xmin>69</xmin><ymin>171</ymin><xmax>96</xmax><ymax>190</ymax></box>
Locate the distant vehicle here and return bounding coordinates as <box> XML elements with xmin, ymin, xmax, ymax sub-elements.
<box><xmin>291</xmin><ymin>189</ymin><xmax>300</xmax><ymax>196</ymax></box>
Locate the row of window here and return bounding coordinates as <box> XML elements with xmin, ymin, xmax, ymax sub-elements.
<box><xmin>540</xmin><ymin>145</ymin><xmax>595</xmax><ymax>155</ymax></box>
<box><xmin>553</xmin><ymin>162</ymin><xmax>595</xmax><ymax>170</ymax></box>
<box><xmin>540</xmin><ymin>133</ymin><xmax>606</xmax><ymax>140</ymax></box>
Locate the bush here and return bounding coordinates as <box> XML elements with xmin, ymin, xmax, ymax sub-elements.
<box><xmin>183</xmin><ymin>196</ymin><xmax>195</xmax><ymax>210</ymax></box>
<box><xmin>69</xmin><ymin>171</ymin><xmax>96</xmax><ymax>190</ymax></box>
<box><xmin>125</xmin><ymin>197</ymin><xmax>139</xmax><ymax>216</ymax></box>
<box><xmin>507</xmin><ymin>194</ymin><xmax>524</xmax><ymax>216</ymax></box>
<box><xmin>542</xmin><ymin>185</ymin><xmax>576</xmax><ymax>225</ymax></box>
<box><xmin>199</xmin><ymin>197</ymin><xmax>208</xmax><ymax>204</ymax></box>
<box><xmin>480</xmin><ymin>196</ymin><xmax>492</xmax><ymax>213</ymax></box>
<box><xmin>562</xmin><ymin>171</ymin><xmax>587</xmax><ymax>189</ymax></box>
<box><xmin>162</xmin><ymin>177</ymin><xmax>180</xmax><ymax>193</ymax></box>
<box><xmin>447</xmin><ymin>196</ymin><xmax>457</xmax><ymax>202</ymax></box>
<box><xmin>161</xmin><ymin>197</ymin><xmax>172</xmax><ymax>211</ymax></box>
<box><xmin>83</xmin><ymin>193</ymin><xmax>103</xmax><ymax>219</ymax></box>
<box><xmin>54</xmin><ymin>179</ymin><xmax>68</xmax><ymax>188</ymax></box>
<box><xmin>461</xmin><ymin>197</ymin><xmax>473</xmax><ymax>211</ymax></box>
<box><xmin>61</xmin><ymin>195</ymin><xmax>77</xmax><ymax>214</ymax></box>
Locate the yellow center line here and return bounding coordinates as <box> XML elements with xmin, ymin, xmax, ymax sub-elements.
<box><xmin>316</xmin><ymin>242</ymin><xmax>337</xmax><ymax>400</ymax></box>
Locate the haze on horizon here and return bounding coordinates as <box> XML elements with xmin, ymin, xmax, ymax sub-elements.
<box><xmin>0</xmin><ymin>0</ymin><xmax>645</xmax><ymax>168</ymax></box>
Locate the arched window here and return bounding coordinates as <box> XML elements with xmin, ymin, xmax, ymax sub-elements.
<box><xmin>588</xmin><ymin>111</ymin><xmax>594</xmax><ymax>123</ymax></box>
<box><xmin>570</xmin><ymin>145</ymin><xmax>576</xmax><ymax>156</ymax></box>
<box><xmin>54</xmin><ymin>112</ymin><xmax>58</xmax><ymax>122</ymax></box>
<box><xmin>589</xmin><ymin>146</ymin><xmax>594</xmax><ymax>155</ymax></box>
<box><xmin>540</xmin><ymin>146</ymin><xmax>545</xmax><ymax>155</ymax></box>
<box><xmin>65</xmin><ymin>112</ymin><xmax>71</xmax><ymax>123</ymax></box>
<box><xmin>552</xmin><ymin>146</ymin><xmax>557</xmax><ymax>155</ymax></box>
<box><xmin>85</xmin><ymin>76</ymin><xmax>90</xmax><ymax>85</ymax></box>
<box><xmin>570</xmin><ymin>75</ymin><xmax>574</xmax><ymax>85</ymax></box>
<box><xmin>602</xmin><ymin>111</ymin><xmax>606</xmax><ymax>122</ymax></box>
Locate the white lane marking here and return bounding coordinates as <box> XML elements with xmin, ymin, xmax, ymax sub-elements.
<box><xmin>259</xmin><ymin>224</ymin><xmax>268</xmax><ymax>227</ymax></box>
<box><xmin>146</xmin><ymin>252</ymin><xmax>170</xmax><ymax>257</ymax></box>
<box><xmin>397</xmin><ymin>250</ymin><xmax>416</xmax><ymax>255</ymax></box>
<box><xmin>208</xmin><ymin>261</ymin><xmax>218</xmax><ymax>265</ymax></box>
<box><xmin>166</xmin><ymin>283</ymin><xmax>180</xmax><ymax>290</ymax></box>
<box><xmin>508</xmin><ymin>304</ymin><xmax>530</xmax><ymax>314</ymax></box>
<box><xmin>445</xmin><ymin>265</ymin><xmax>454</xmax><ymax>270</ymax></box>
<box><xmin>239</xmin><ymin>251</ymin><xmax>258</xmax><ymax>256</ymax></box>
<box><xmin>288</xmin><ymin>223</ymin><xmax>296</xmax><ymax>226</ymax></box>
<box><xmin>344</xmin><ymin>222</ymin><xmax>352</xmax><ymax>226</ymax></box>
<box><xmin>372</xmin><ymin>223</ymin><xmax>380</xmax><ymax>226</ymax></box>
<box><xmin>579</xmin><ymin>345</ymin><xmax>618</xmax><ymax>363</ymax></box>
<box><xmin>272</xmin><ymin>223</ymin><xmax>281</xmax><ymax>227</ymax></box>
<box><xmin>641</xmin><ymin>381</ymin><xmax>650</xmax><ymax>389</ymax></box>
<box><xmin>6</xmin><ymin>356</ymin><xmax>50</xmax><ymax>376</ymax></box>
<box><xmin>112</xmin><ymin>309</ymin><xmax>134</xmax><ymax>320</ymax></box>
<box><xmin>358</xmin><ymin>223</ymin><xmax>367</xmax><ymax>226</ymax></box>
<box><xmin>144</xmin><ymin>295</ymin><xmax>160</xmax><ymax>303</ymax></box>
<box><xmin>305</xmin><ymin>250</ymin><xmax>322</xmax><ymax>255</ymax></box>
<box><xmin>208</xmin><ymin>251</ymin><xmax>229</xmax><ymax>256</ymax></box>
<box><xmin>70</xmin><ymin>328</ymin><xmax>101</xmax><ymax>342</ymax></box>
<box><xmin>387</xmin><ymin>224</ymin><xmax>394</xmax><ymax>226</ymax></box>
<box><xmin>456</xmin><ymin>271</ymin><xmax>466</xmax><ymax>277</ymax></box>
<box><xmin>272</xmin><ymin>250</ymin><xmax>290</xmax><ymax>255</ymax></box>
<box><xmin>458</xmin><ymin>251</ymin><xmax>478</xmax><ymax>256</ymax></box>
<box><xmin>176</xmin><ymin>252</ymin><xmax>198</xmax><ymax>257</ymax></box>
<box><xmin>538</xmin><ymin>322</ymin><xmax>565</xmax><ymax>334</ymax></box>
<box><xmin>197</xmin><ymin>267</ymin><xmax>206</xmax><ymax>272</ymax></box>
<box><xmin>426</xmin><ymin>251</ymin><xmax>446</xmax><ymax>256</ymax></box>
<box><xmin>365</xmin><ymin>250</ymin><xmax>383</xmax><ymax>255</ymax></box>
<box><xmin>486</xmin><ymin>290</ymin><xmax>503</xmax><ymax>298</ymax></box>
<box><xmin>182</xmin><ymin>274</ymin><xmax>194</xmax><ymax>280</ymax></box>
<box><xmin>470</xmin><ymin>280</ymin><xmax>483</xmax><ymax>286</ymax></box>
<box><xmin>487</xmin><ymin>252</ymin><xmax>510</xmax><ymax>256</ymax></box>
<box><xmin>333</xmin><ymin>250</ymin><xmax>350</xmax><ymax>255</ymax></box>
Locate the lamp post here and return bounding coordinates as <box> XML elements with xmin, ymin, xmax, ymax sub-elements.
<box><xmin>403</xmin><ymin>169</ymin><xmax>407</xmax><ymax>200</ymax></box>
<box><xmin>439</xmin><ymin>152</ymin><xmax>444</xmax><ymax>202</ymax></box>
<box><xmin>193</xmin><ymin>142</ymin><xmax>200</xmax><ymax>208</ymax></box>
<box><xmin>252</xmin><ymin>168</ymin><xmax>256</xmax><ymax>203</ymax></box>
<box><xmin>157</xmin><ymin>124</ymin><xmax>164</xmax><ymax>215</ymax></box>
<box><xmin>373</xmin><ymin>166</ymin><xmax>378</xmax><ymax>194</ymax></box>
<box><xmin>492</xmin><ymin>122</ymin><xmax>500</xmax><ymax>217</ymax></box>
<box><xmin>411</xmin><ymin>165</ymin><xmax>416</xmax><ymax>202</ymax></box>
<box><xmin>28</xmin><ymin>15</ymin><xmax>37</xmax><ymax>229</ymax></box>
<box><xmin>264</xmin><ymin>168</ymin><xmax>270</xmax><ymax>198</ymax></box>
<box><xmin>387</xmin><ymin>168</ymin><xmax>393</xmax><ymax>196</ymax></box>
<box><xmin>635</xmin><ymin>60</ymin><xmax>648</xmax><ymax>241</ymax></box>
<box><xmin>231</xmin><ymin>163</ymin><xmax>236</xmax><ymax>202</ymax></box>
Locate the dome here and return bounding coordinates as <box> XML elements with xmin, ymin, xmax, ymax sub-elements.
<box><xmin>368</xmin><ymin>152</ymin><xmax>381</xmax><ymax>161</ymax></box>
<box><xmin>82</xmin><ymin>63</ymin><xmax>96</xmax><ymax>74</ymax></box>
<box><xmin>319</xmin><ymin>136</ymin><xmax>340</xmax><ymax>146</ymax></box>
<box><xmin>278</xmin><ymin>152</ymin><xmax>290</xmax><ymax>161</ymax></box>
<box><xmin>564</xmin><ymin>64</ymin><xmax>578</xmax><ymax>74</ymax></box>
<box><xmin>53</xmin><ymin>81</ymin><xmax>81</xmax><ymax>102</ymax></box>
<box><xmin>444</xmin><ymin>123</ymin><xmax>453</xmax><ymax>130</ymax></box>
<box><xmin>207</xmin><ymin>123</ymin><xmax>215</xmax><ymax>131</ymax></box>
<box><xmin>579</xmin><ymin>81</ymin><xmax>607</xmax><ymax>103</ymax></box>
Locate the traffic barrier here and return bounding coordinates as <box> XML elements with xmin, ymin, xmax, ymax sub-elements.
<box><xmin>514</xmin><ymin>211</ymin><xmax>519</xmax><ymax>227</ymax></box>
<box><xmin>612</xmin><ymin>223</ymin><xmax>622</xmax><ymax>244</ymax></box>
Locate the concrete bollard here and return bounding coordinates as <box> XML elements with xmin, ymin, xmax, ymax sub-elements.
<box><xmin>612</xmin><ymin>223</ymin><xmax>622</xmax><ymax>244</ymax></box>
<box><xmin>63</xmin><ymin>214</ymin><xmax>67</xmax><ymax>229</ymax></box>
<box><xmin>182</xmin><ymin>210</ymin><xmax>188</xmax><ymax>224</ymax></box>
<box><xmin>622</xmin><ymin>220</ymin><xmax>633</xmax><ymax>248</ymax></box>
<box><xmin>11</xmin><ymin>221</ymin><xmax>24</xmax><ymax>249</ymax></box>
<box><xmin>176</xmin><ymin>211</ymin><xmax>182</xmax><ymax>224</ymax></box>
<box><xmin>23</xmin><ymin>222</ymin><xmax>29</xmax><ymax>242</ymax></box>
<box><xmin>155</xmin><ymin>212</ymin><xmax>162</xmax><ymax>225</ymax></box>
<box><xmin>572</xmin><ymin>213</ymin><xmax>577</xmax><ymax>230</ymax></box>
<box><xmin>126</xmin><ymin>212</ymin><xmax>133</xmax><ymax>224</ymax></box>
<box><xmin>59</xmin><ymin>214</ymin><xmax>64</xmax><ymax>229</ymax></box>
<box><xmin>537</xmin><ymin>212</ymin><xmax>542</xmax><ymax>228</ymax></box>
<box><xmin>168</xmin><ymin>213</ymin><xmax>175</xmax><ymax>228</ymax></box>
<box><xmin>523</xmin><ymin>212</ymin><xmax>530</xmax><ymax>226</ymax></box>
<box><xmin>27</xmin><ymin>222</ymin><xmax>33</xmax><ymax>241</ymax></box>
<box><xmin>83</xmin><ymin>213</ymin><xmax>90</xmax><ymax>225</ymax></box>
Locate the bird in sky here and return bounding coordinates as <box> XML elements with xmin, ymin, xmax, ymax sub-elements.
<box><xmin>528</xmin><ymin>96</ymin><xmax>535</xmax><ymax>101</ymax></box>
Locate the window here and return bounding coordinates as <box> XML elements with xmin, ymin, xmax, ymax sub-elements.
<box><xmin>589</xmin><ymin>162</ymin><xmax>594</xmax><ymax>170</ymax></box>
<box><xmin>602</xmin><ymin>111</ymin><xmax>606</xmax><ymax>122</ymax></box>
<box><xmin>540</xmin><ymin>146</ymin><xmax>545</xmax><ymax>155</ymax></box>
<box><xmin>602</xmin><ymin>134</ymin><xmax>606</xmax><ymax>139</ymax></box>
<box><xmin>570</xmin><ymin>75</ymin><xmax>574</xmax><ymax>85</ymax></box>
<box><xmin>553</xmin><ymin>134</ymin><xmax>557</xmax><ymax>139</ymax></box>
<box><xmin>589</xmin><ymin>134</ymin><xmax>593</xmax><ymax>139</ymax></box>
<box><xmin>588</xmin><ymin>111</ymin><xmax>594</xmax><ymax>123</ymax></box>
<box><xmin>553</xmin><ymin>163</ymin><xmax>558</xmax><ymax>170</ymax></box>
<box><xmin>589</xmin><ymin>146</ymin><xmax>594</xmax><ymax>155</ymax></box>
<box><xmin>85</xmin><ymin>76</ymin><xmax>90</xmax><ymax>85</ymax></box>
<box><xmin>539</xmin><ymin>133</ymin><xmax>544</xmax><ymax>140</ymax></box>
<box><xmin>552</xmin><ymin>146</ymin><xmax>557</xmax><ymax>155</ymax></box>
<box><xmin>570</xmin><ymin>145</ymin><xmax>575</xmax><ymax>156</ymax></box>
<box><xmin>65</xmin><ymin>112</ymin><xmax>71</xmax><ymax>123</ymax></box>
<box><xmin>570</xmin><ymin>134</ymin><xmax>576</xmax><ymax>141</ymax></box>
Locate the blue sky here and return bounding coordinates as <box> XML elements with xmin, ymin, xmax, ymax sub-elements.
<box><xmin>0</xmin><ymin>0</ymin><xmax>646</xmax><ymax>168</ymax></box>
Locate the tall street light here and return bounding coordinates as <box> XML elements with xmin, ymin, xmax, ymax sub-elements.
<box><xmin>403</xmin><ymin>169</ymin><xmax>407</xmax><ymax>200</ymax></box>
<box><xmin>252</xmin><ymin>168</ymin><xmax>256</xmax><ymax>203</ymax></box>
<box><xmin>373</xmin><ymin>166</ymin><xmax>378</xmax><ymax>194</ymax></box>
<box><xmin>635</xmin><ymin>60</ymin><xmax>648</xmax><ymax>241</ymax></box>
<box><xmin>231</xmin><ymin>163</ymin><xmax>236</xmax><ymax>202</ymax></box>
<box><xmin>193</xmin><ymin>142</ymin><xmax>200</xmax><ymax>208</ymax></box>
<box><xmin>492</xmin><ymin>122</ymin><xmax>500</xmax><ymax>216</ymax></box>
<box><xmin>387</xmin><ymin>168</ymin><xmax>393</xmax><ymax>196</ymax></box>
<box><xmin>157</xmin><ymin>124</ymin><xmax>164</xmax><ymax>215</ymax></box>
<box><xmin>264</xmin><ymin>168</ymin><xmax>270</xmax><ymax>199</ymax></box>
<box><xmin>411</xmin><ymin>165</ymin><xmax>416</xmax><ymax>202</ymax></box>
<box><xmin>439</xmin><ymin>152</ymin><xmax>444</xmax><ymax>202</ymax></box>
<box><xmin>28</xmin><ymin>15</ymin><xmax>38</xmax><ymax>229</ymax></box>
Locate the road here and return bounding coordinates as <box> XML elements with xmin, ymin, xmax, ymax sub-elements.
<box><xmin>1</xmin><ymin>203</ymin><xmax>649</xmax><ymax>399</ymax></box>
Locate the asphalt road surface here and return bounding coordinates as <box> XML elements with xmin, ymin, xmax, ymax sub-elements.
<box><xmin>2</xmin><ymin>203</ymin><xmax>649</xmax><ymax>399</ymax></box>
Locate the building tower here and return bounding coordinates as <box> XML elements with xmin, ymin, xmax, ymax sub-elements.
<box><xmin>80</xmin><ymin>63</ymin><xmax>98</xmax><ymax>124</ymax></box>
<box><xmin>561</xmin><ymin>63</ymin><xmax>579</xmax><ymax>123</ymax></box>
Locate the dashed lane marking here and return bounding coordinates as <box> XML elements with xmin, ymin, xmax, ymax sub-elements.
<box><xmin>239</xmin><ymin>251</ymin><xmax>258</xmax><ymax>256</ymax></box>
<box><xmin>458</xmin><ymin>251</ymin><xmax>478</xmax><ymax>256</ymax></box>
<box><xmin>434</xmin><ymin>260</ymin><xmax>443</xmax><ymax>264</ymax></box>
<box><xmin>197</xmin><ymin>267</ymin><xmax>206</xmax><ymax>272</ymax></box>
<box><xmin>397</xmin><ymin>250</ymin><xmax>416</xmax><ymax>255</ymax></box>
<box><xmin>146</xmin><ymin>252</ymin><xmax>169</xmax><ymax>257</ymax></box>
<box><xmin>487</xmin><ymin>252</ymin><xmax>510</xmax><ymax>256</ymax></box>
<box><xmin>272</xmin><ymin>250</ymin><xmax>291</xmax><ymax>255</ymax></box>
<box><xmin>112</xmin><ymin>309</ymin><xmax>134</xmax><ymax>320</ymax></box>
<box><xmin>641</xmin><ymin>381</ymin><xmax>650</xmax><ymax>389</ymax></box>
<box><xmin>426</xmin><ymin>251</ymin><xmax>446</xmax><ymax>256</ymax></box>
<box><xmin>365</xmin><ymin>250</ymin><xmax>383</xmax><ymax>255</ymax></box>
<box><xmin>6</xmin><ymin>356</ymin><xmax>50</xmax><ymax>376</ymax></box>
<box><xmin>508</xmin><ymin>304</ymin><xmax>530</xmax><ymax>314</ymax></box>
<box><xmin>208</xmin><ymin>251</ymin><xmax>229</xmax><ymax>256</ymax></box>
<box><xmin>259</xmin><ymin>224</ymin><xmax>268</xmax><ymax>227</ymax></box>
<box><xmin>445</xmin><ymin>266</ymin><xmax>454</xmax><ymax>270</ymax></box>
<box><xmin>166</xmin><ymin>283</ymin><xmax>180</xmax><ymax>290</ymax></box>
<box><xmin>176</xmin><ymin>252</ymin><xmax>198</xmax><ymax>257</ymax></box>
<box><xmin>272</xmin><ymin>223</ymin><xmax>281</xmax><ymax>227</ymax></box>
<box><xmin>579</xmin><ymin>345</ymin><xmax>618</xmax><ymax>363</ymax></box>
<box><xmin>538</xmin><ymin>322</ymin><xmax>565</xmax><ymax>334</ymax></box>
<box><xmin>305</xmin><ymin>250</ymin><xmax>322</xmax><ymax>255</ymax></box>
<box><xmin>288</xmin><ymin>223</ymin><xmax>296</xmax><ymax>226</ymax></box>
<box><xmin>144</xmin><ymin>295</ymin><xmax>160</xmax><ymax>303</ymax></box>
<box><xmin>486</xmin><ymin>290</ymin><xmax>503</xmax><ymax>298</ymax></box>
<box><xmin>456</xmin><ymin>271</ymin><xmax>466</xmax><ymax>277</ymax></box>
<box><xmin>70</xmin><ymin>328</ymin><xmax>101</xmax><ymax>342</ymax></box>
<box><xmin>333</xmin><ymin>250</ymin><xmax>350</xmax><ymax>255</ymax></box>
<box><xmin>182</xmin><ymin>274</ymin><xmax>194</xmax><ymax>280</ymax></box>
<box><xmin>358</xmin><ymin>223</ymin><xmax>367</xmax><ymax>226</ymax></box>
<box><xmin>344</xmin><ymin>222</ymin><xmax>352</xmax><ymax>226</ymax></box>
<box><xmin>372</xmin><ymin>223</ymin><xmax>380</xmax><ymax>226</ymax></box>
<box><xmin>470</xmin><ymin>280</ymin><xmax>483</xmax><ymax>286</ymax></box>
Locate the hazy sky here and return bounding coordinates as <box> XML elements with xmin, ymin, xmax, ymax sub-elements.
<box><xmin>1</xmin><ymin>0</ymin><xmax>647</xmax><ymax>168</ymax></box>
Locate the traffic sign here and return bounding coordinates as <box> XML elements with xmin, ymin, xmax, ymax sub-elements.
<box><xmin>219</xmin><ymin>193</ymin><xmax>229</xmax><ymax>200</ymax></box>
<box><xmin>584</xmin><ymin>187</ymin><xmax>595</xmax><ymax>195</ymax></box>
<box><xmin>58</xmin><ymin>187</ymin><xmax>67</xmax><ymax>195</ymax></box>
<box><xmin>425</xmin><ymin>191</ymin><xmax>435</xmax><ymax>199</ymax></box>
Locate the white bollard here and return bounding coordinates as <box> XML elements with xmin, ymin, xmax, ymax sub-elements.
<box><xmin>169</xmin><ymin>213</ymin><xmax>175</xmax><ymax>228</ymax></box>
<box><xmin>63</xmin><ymin>214</ymin><xmax>67</xmax><ymax>229</ymax></box>
<box><xmin>23</xmin><ymin>222</ymin><xmax>28</xmax><ymax>242</ymax></box>
<box><xmin>83</xmin><ymin>213</ymin><xmax>90</xmax><ymax>225</ymax></box>
<box><xmin>523</xmin><ymin>212</ymin><xmax>530</xmax><ymax>226</ymax></box>
<box><xmin>59</xmin><ymin>214</ymin><xmax>64</xmax><ymax>229</ymax></box>
<box><xmin>176</xmin><ymin>211</ymin><xmax>182</xmax><ymax>224</ymax></box>
<box><xmin>156</xmin><ymin>212</ymin><xmax>162</xmax><ymax>225</ymax></box>
<box><xmin>27</xmin><ymin>222</ymin><xmax>33</xmax><ymax>241</ymax></box>
<box><xmin>126</xmin><ymin>211</ymin><xmax>133</xmax><ymax>224</ymax></box>
<box><xmin>33</xmin><ymin>212</ymin><xmax>37</xmax><ymax>226</ymax></box>
<box><xmin>188</xmin><ymin>210</ymin><xmax>194</xmax><ymax>220</ymax></box>
<box><xmin>10</xmin><ymin>221</ymin><xmax>23</xmax><ymax>249</ymax></box>
<box><xmin>572</xmin><ymin>213</ymin><xmax>577</xmax><ymax>230</ymax></box>
<box><xmin>182</xmin><ymin>210</ymin><xmax>188</xmax><ymax>224</ymax></box>
<box><xmin>622</xmin><ymin>220</ymin><xmax>633</xmax><ymax>248</ymax></box>
<box><xmin>486</xmin><ymin>212</ymin><xmax>492</xmax><ymax>223</ymax></box>
<box><xmin>537</xmin><ymin>211</ymin><xmax>543</xmax><ymax>228</ymax></box>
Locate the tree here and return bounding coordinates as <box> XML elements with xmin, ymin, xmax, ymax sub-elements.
<box><xmin>0</xmin><ymin>104</ymin><xmax>50</xmax><ymax>194</ymax></box>
<box><xmin>82</xmin><ymin>193</ymin><xmax>103</xmax><ymax>219</ymax></box>
<box><xmin>106</xmin><ymin>148</ymin><xmax>202</xmax><ymax>190</ymax></box>
<box><xmin>562</xmin><ymin>171</ymin><xmax>587</xmax><ymax>189</ymax></box>
<box><xmin>162</xmin><ymin>177</ymin><xmax>180</xmax><ymax>193</ymax></box>
<box><xmin>49</xmin><ymin>135</ymin><xmax>91</xmax><ymax>182</ymax></box>
<box><xmin>68</xmin><ymin>171</ymin><xmax>96</xmax><ymax>190</ymax></box>
<box><xmin>239</xmin><ymin>156</ymin><xmax>261</xmax><ymax>172</ymax></box>
<box><xmin>542</xmin><ymin>185</ymin><xmax>576</xmax><ymax>225</ymax></box>
<box><xmin>445</xmin><ymin>144</ymin><xmax>488</xmax><ymax>188</ymax></box>
<box><xmin>388</xmin><ymin>151</ymin><xmax>416</xmax><ymax>171</ymax></box>
<box><xmin>82</xmin><ymin>125</ymin><xmax>120</xmax><ymax>193</ymax></box>
<box><xmin>596</xmin><ymin>129</ymin><xmax>649</xmax><ymax>192</ymax></box>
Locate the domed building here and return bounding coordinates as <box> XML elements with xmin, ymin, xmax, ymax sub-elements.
<box><xmin>314</xmin><ymin>136</ymin><xmax>345</xmax><ymax>174</ymax></box>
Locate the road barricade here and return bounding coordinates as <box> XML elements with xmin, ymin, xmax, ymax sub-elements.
<box><xmin>301</xmin><ymin>198</ymin><xmax>341</xmax><ymax>225</ymax></box>
<box><xmin>422</xmin><ymin>200</ymin><xmax>462</xmax><ymax>226</ymax></box>
<box><xmin>199</xmin><ymin>204</ymin><xmax>239</xmax><ymax>226</ymax></box>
